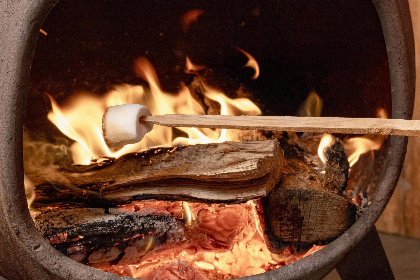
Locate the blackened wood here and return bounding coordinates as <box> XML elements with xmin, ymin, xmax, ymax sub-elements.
<box><xmin>336</xmin><ymin>227</ymin><xmax>394</xmax><ymax>280</ymax></box>
<box><xmin>323</xmin><ymin>141</ymin><xmax>350</xmax><ymax>193</ymax></box>
<box><xmin>28</xmin><ymin>140</ymin><xmax>284</xmax><ymax>207</ymax></box>
<box><xmin>32</xmin><ymin>208</ymin><xmax>183</xmax><ymax>266</ymax></box>
<box><xmin>261</xmin><ymin>137</ymin><xmax>356</xmax><ymax>253</ymax></box>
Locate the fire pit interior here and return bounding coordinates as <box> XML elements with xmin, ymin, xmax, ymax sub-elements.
<box><xmin>12</xmin><ymin>0</ymin><xmax>411</xmax><ymax>279</ymax></box>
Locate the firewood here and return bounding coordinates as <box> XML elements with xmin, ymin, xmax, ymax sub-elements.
<box><xmin>28</xmin><ymin>140</ymin><xmax>284</xmax><ymax>207</ymax></box>
<box><xmin>30</xmin><ymin>135</ymin><xmax>355</xmax><ymax>258</ymax></box>
<box><xmin>259</xmin><ymin>136</ymin><xmax>357</xmax><ymax>253</ymax></box>
<box><xmin>32</xmin><ymin>207</ymin><xmax>184</xmax><ymax>266</ymax></box>
<box><xmin>32</xmin><ymin>201</ymin><xmax>255</xmax><ymax>268</ymax></box>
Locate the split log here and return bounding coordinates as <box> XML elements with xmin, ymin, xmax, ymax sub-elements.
<box><xmin>28</xmin><ymin>140</ymin><xmax>284</xmax><ymax>207</ymax></box>
<box><xmin>260</xmin><ymin>135</ymin><xmax>357</xmax><ymax>253</ymax></box>
<box><xmin>32</xmin><ymin>207</ymin><xmax>184</xmax><ymax>266</ymax></box>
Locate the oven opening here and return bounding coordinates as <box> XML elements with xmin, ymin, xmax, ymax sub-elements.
<box><xmin>23</xmin><ymin>0</ymin><xmax>392</xmax><ymax>279</ymax></box>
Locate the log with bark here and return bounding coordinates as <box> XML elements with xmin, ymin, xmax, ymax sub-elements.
<box><xmin>32</xmin><ymin>207</ymin><xmax>184</xmax><ymax>266</ymax></box>
<box><xmin>28</xmin><ymin>140</ymin><xmax>284</xmax><ymax>207</ymax></box>
<box><xmin>259</xmin><ymin>134</ymin><xmax>357</xmax><ymax>253</ymax></box>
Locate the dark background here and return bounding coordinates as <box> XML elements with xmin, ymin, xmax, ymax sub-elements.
<box><xmin>27</xmin><ymin>0</ymin><xmax>391</xmax><ymax>139</ymax></box>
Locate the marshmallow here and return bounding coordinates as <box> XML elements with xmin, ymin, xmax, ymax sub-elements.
<box><xmin>102</xmin><ymin>104</ymin><xmax>153</xmax><ymax>147</ymax></box>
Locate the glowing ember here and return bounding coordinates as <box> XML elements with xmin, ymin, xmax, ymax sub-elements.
<box><xmin>105</xmin><ymin>201</ymin><xmax>324</xmax><ymax>280</ymax></box>
<box><xmin>48</xmin><ymin>57</ymin><xmax>261</xmax><ymax>164</ymax></box>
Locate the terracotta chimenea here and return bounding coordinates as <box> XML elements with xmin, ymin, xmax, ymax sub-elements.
<box><xmin>0</xmin><ymin>0</ymin><xmax>415</xmax><ymax>279</ymax></box>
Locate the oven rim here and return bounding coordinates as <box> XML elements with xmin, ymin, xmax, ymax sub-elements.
<box><xmin>0</xmin><ymin>1</ymin><xmax>414</xmax><ymax>279</ymax></box>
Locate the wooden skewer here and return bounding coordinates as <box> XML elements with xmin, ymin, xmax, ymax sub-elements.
<box><xmin>142</xmin><ymin>115</ymin><xmax>420</xmax><ymax>136</ymax></box>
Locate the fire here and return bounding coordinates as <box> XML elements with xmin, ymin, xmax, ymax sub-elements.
<box><xmin>181</xmin><ymin>9</ymin><xmax>204</xmax><ymax>33</ymax></box>
<box><xmin>43</xmin><ymin>55</ymin><xmax>378</xmax><ymax>279</ymax></box>
<box><xmin>48</xmin><ymin>57</ymin><xmax>261</xmax><ymax>164</ymax></box>
<box><xmin>317</xmin><ymin>133</ymin><xmax>384</xmax><ymax>170</ymax></box>
<box><xmin>182</xmin><ymin>201</ymin><xmax>193</xmax><ymax>226</ymax></box>
<box><xmin>316</xmin><ymin>133</ymin><xmax>335</xmax><ymax>174</ymax></box>
<box><xmin>298</xmin><ymin>90</ymin><xmax>323</xmax><ymax>117</ymax></box>
<box><xmin>105</xmin><ymin>201</ymin><xmax>324</xmax><ymax>279</ymax></box>
<box><xmin>237</xmin><ymin>48</ymin><xmax>260</xmax><ymax>80</ymax></box>
<box><xmin>185</xmin><ymin>57</ymin><xmax>205</xmax><ymax>74</ymax></box>
<box><xmin>343</xmin><ymin>108</ymin><xmax>388</xmax><ymax>167</ymax></box>
<box><xmin>344</xmin><ymin>136</ymin><xmax>384</xmax><ymax>167</ymax></box>
<box><xmin>303</xmin><ymin>89</ymin><xmax>386</xmax><ymax>170</ymax></box>
<box><xmin>318</xmin><ymin>134</ymin><xmax>334</xmax><ymax>165</ymax></box>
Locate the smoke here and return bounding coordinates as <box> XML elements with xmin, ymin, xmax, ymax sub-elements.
<box><xmin>24</xmin><ymin>174</ymin><xmax>36</xmax><ymax>209</ymax></box>
<box><xmin>23</xmin><ymin>128</ymin><xmax>73</xmax><ymax>209</ymax></box>
<box><xmin>23</xmin><ymin>129</ymin><xmax>73</xmax><ymax>173</ymax></box>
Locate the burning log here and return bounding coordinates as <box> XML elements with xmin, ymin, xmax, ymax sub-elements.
<box><xmin>28</xmin><ymin>140</ymin><xmax>284</xmax><ymax>207</ymax></box>
<box><xmin>29</xmin><ymin>135</ymin><xmax>356</xmax><ymax>257</ymax></box>
<box><xmin>31</xmin><ymin>201</ymin><xmax>260</xmax><ymax>270</ymax></box>
<box><xmin>32</xmin><ymin>207</ymin><xmax>183</xmax><ymax>266</ymax></box>
<box><xmin>260</xmin><ymin>135</ymin><xmax>357</xmax><ymax>253</ymax></box>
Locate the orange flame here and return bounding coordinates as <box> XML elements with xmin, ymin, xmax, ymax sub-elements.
<box><xmin>344</xmin><ymin>136</ymin><xmax>384</xmax><ymax>167</ymax></box>
<box><xmin>48</xmin><ymin>57</ymin><xmax>261</xmax><ymax>164</ymax></box>
<box><xmin>299</xmin><ymin>90</ymin><xmax>323</xmax><ymax>117</ymax></box>
<box><xmin>238</xmin><ymin>48</ymin><xmax>260</xmax><ymax>80</ymax></box>
<box><xmin>343</xmin><ymin>108</ymin><xmax>388</xmax><ymax>167</ymax></box>
<box><xmin>314</xmin><ymin>103</ymin><xmax>387</xmax><ymax>169</ymax></box>
<box><xmin>318</xmin><ymin>134</ymin><xmax>334</xmax><ymax>165</ymax></box>
<box><xmin>185</xmin><ymin>56</ymin><xmax>206</xmax><ymax>74</ymax></box>
<box><xmin>182</xmin><ymin>201</ymin><xmax>193</xmax><ymax>225</ymax></box>
<box><xmin>181</xmin><ymin>9</ymin><xmax>204</xmax><ymax>33</ymax></box>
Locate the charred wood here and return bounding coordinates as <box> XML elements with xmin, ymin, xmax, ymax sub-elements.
<box><xmin>32</xmin><ymin>207</ymin><xmax>183</xmax><ymax>266</ymax></box>
<box><xmin>260</xmin><ymin>135</ymin><xmax>356</xmax><ymax>253</ymax></box>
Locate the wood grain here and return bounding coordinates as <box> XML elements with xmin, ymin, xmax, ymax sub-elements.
<box><xmin>143</xmin><ymin>115</ymin><xmax>420</xmax><ymax>136</ymax></box>
<box><xmin>28</xmin><ymin>140</ymin><xmax>284</xmax><ymax>206</ymax></box>
<box><xmin>261</xmin><ymin>138</ymin><xmax>356</xmax><ymax>253</ymax></box>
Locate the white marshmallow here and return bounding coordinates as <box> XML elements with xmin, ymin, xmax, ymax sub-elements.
<box><xmin>102</xmin><ymin>104</ymin><xmax>153</xmax><ymax>147</ymax></box>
